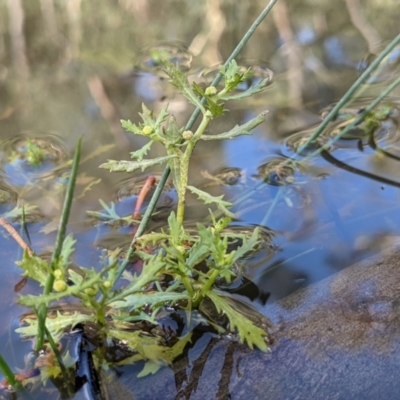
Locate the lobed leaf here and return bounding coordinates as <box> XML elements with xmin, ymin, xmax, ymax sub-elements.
<box><xmin>164</xmin><ymin>115</ymin><xmax>183</xmax><ymax>144</ymax></box>
<box><xmin>121</xmin><ymin>119</ymin><xmax>142</xmax><ymax>135</ymax></box>
<box><xmin>229</xmin><ymin>227</ymin><xmax>260</xmax><ymax>263</ymax></box>
<box><xmin>163</xmin><ymin>61</ymin><xmax>206</xmax><ymax>113</ymax></box>
<box><xmin>16</xmin><ymin>251</ymin><xmax>51</xmax><ymax>286</ymax></box>
<box><xmin>206</xmin><ymin>291</ymin><xmax>269</xmax><ymax>351</ymax></box>
<box><xmin>16</xmin><ymin>311</ymin><xmax>95</xmax><ymax>341</ymax></box>
<box><xmin>220</xmin><ymin>78</ymin><xmax>271</xmax><ymax>101</ymax></box>
<box><xmin>186</xmin><ymin>240</ymin><xmax>209</xmax><ymax>268</ymax></box>
<box><xmin>206</xmin><ymin>98</ymin><xmax>225</xmax><ymax>117</ymax></box>
<box><xmin>200</xmin><ymin>111</ymin><xmax>268</xmax><ymax>141</ymax></box>
<box><xmin>99</xmin><ymin>155</ymin><xmax>176</xmax><ymax>172</ymax></box>
<box><xmin>106</xmin><ymin>255</ymin><xmax>165</xmax><ymax>303</ymax></box>
<box><xmin>187</xmin><ymin>185</ymin><xmax>235</xmax><ymax>218</ymax></box>
<box><xmin>109</xmin><ymin>291</ymin><xmax>189</xmax><ymax>309</ymax></box>
<box><xmin>112</xmin><ymin>330</ymin><xmax>192</xmax><ymax>376</ymax></box>
<box><xmin>130</xmin><ymin>140</ymin><xmax>154</xmax><ymax>160</ymax></box>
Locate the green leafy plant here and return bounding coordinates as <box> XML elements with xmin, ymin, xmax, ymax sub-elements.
<box><xmin>99</xmin><ymin>59</ymin><xmax>271</xmax><ymax>349</ymax></box>
<box><xmin>13</xmin><ymin>60</ymin><xmax>272</xmax><ymax>384</ymax></box>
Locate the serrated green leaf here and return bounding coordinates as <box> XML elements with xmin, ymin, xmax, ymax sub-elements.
<box><xmin>109</xmin><ymin>291</ymin><xmax>189</xmax><ymax>309</ymax></box>
<box><xmin>164</xmin><ymin>115</ymin><xmax>183</xmax><ymax>144</ymax></box>
<box><xmin>155</xmin><ymin>104</ymin><xmax>170</xmax><ymax>126</ymax></box>
<box><xmin>229</xmin><ymin>227</ymin><xmax>260</xmax><ymax>263</ymax></box>
<box><xmin>206</xmin><ymin>98</ymin><xmax>225</xmax><ymax>117</ymax></box>
<box><xmin>219</xmin><ymin>60</ymin><xmax>246</xmax><ymax>93</ymax></box>
<box><xmin>192</xmin><ymin>81</ymin><xmax>205</xmax><ymax>97</ymax></box>
<box><xmin>186</xmin><ymin>240</ymin><xmax>209</xmax><ymax>268</ymax></box>
<box><xmin>18</xmin><ymin>268</ymin><xmax>106</xmax><ymax>307</ymax></box>
<box><xmin>130</xmin><ymin>140</ymin><xmax>154</xmax><ymax>160</ymax></box>
<box><xmin>206</xmin><ymin>291</ymin><xmax>269</xmax><ymax>351</ymax></box>
<box><xmin>16</xmin><ymin>311</ymin><xmax>95</xmax><ymax>341</ymax></box>
<box><xmin>99</xmin><ymin>155</ymin><xmax>176</xmax><ymax>172</ymax></box>
<box><xmin>168</xmin><ymin>154</ymin><xmax>181</xmax><ymax>193</ymax></box>
<box><xmin>16</xmin><ymin>251</ymin><xmax>51</xmax><ymax>286</ymax></box>
<box><xmin>220</xmin><ymin>78</ymin><xmax>270</xmax><ymax>101</ymax></box>
<box><xmin>138</xmin><ymin>103</ymin><xmax>155</xmax><ymax>127</ymax></box>
<box><xmin>106</xmin><ymin>255</ymin><xmax>165</xmax><ymax>303</ymax></box>
<box><xmin>163</xmin><ymin>61</ymin><xmax>206</xmax><ymax>113</ymax></box>
<box><xmin>68</xmin><ymin>269</ymin><xmax>83</xmax><ymax>285</ymax></box>
<box><xmin>112</xmin><ymin>330</ymin><xmax>192</xmax><ymax>375</ymax></box>
<box><xmin>200</xmin><ymin>111</ymin><xmax>268</xmax><ymax>141</ymax></box>
<box><xmin>187</xmin><ymin>185</ymin><xmax>235</xmax><ymax>218</ymax></box>
<box><xmin>167</xmin><ymin>211</ymin><xmax>182</xmax><ymax>245</ymax></box>
<box><xmin>58</xmin><ymin>234</ymin><xmax>76</xmax><ymax>267</ymax></box>
<box><xmin>121</xmin><ymin>119</ymin><xmax>142</xmax><ymax>135</ymax></box>
<box><xmin>136</xmin><ymin>231</ymin><xmax>170</xmax><ymax>246</ymax></box>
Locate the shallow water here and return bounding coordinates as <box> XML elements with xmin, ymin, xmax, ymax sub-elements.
<box><xmin>1</xmin><ymin>0</ymin><xmax>400</xmax><ymax>398</ymax></box>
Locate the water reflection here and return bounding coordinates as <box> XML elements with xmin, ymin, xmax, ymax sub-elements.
<box><xmin>0</xmin><ymin>132</ymin><xmax>69</xmax><ymax>186</ymax></box>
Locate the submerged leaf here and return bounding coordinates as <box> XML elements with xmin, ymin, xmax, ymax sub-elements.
<box><xmin>200</xmin><ymin>111</ymin><xmax>268</xmax><ymax>141</ymax></box>
<box><xmin>206</xmin><ymin>291</ymin><xmax>269</xmax><ymax>351</ymax></box>
<box><xmin>113</xmin><ymin>330</ymin><xmax>192</xmax><ymax>376</ymax></box>
<box><xmin>99</xmin><ymin>155</ymin><xmax>176</xmax><ymax>172</ymax></box>
<box><xmin>187</xmin><ymin>185</ymin><xmax>235</xmax><ymax>218</ymax></box>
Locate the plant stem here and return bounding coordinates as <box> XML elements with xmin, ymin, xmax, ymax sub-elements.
<box><xmin>297</xmin><ymin>32</ymin><xmax>400</xmax><ymax>154</ymax></box>
<box><xmin>195</xmin><ymin>268</ymin><xmax>221</xmax><ymax>307</ymax></box>
<box><xmin>0</xmin><ymin>354</ymin><xmax>22</xmax><ymax>391</ymax></box>
<box><xmin>176</xmin><ymin>113</ymin><xmax>212</xmax><ymax>224</ymax></box>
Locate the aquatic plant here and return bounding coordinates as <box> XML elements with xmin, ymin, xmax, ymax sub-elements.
<box><xmin>3</xmin><ymin>1</ymin><xmax>279</xmax><ymax>391</ymax></box>
<box><xmin>9</xmin><ymin>62</ymin><xmax>271</xmax><ymax>388</ymax></box>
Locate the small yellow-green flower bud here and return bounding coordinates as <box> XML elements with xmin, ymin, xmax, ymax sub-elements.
<box><xmin>176</xmin><ymin>245</ymin><xmax>186</xmax><ymax>254</ymax></box>
<box><xmin>182</xmin><ymin>130</ymin><xmax>193</xmax><ymax>140</ymax></box>
<box><xmin>84</xmin><ymin>287</ymin><xmax>97</xmax><ymax>296</ymax></box>
<box><xmin>103</xmin><ymin>280</ymin><xmax>111</xmax><ymax>289</ymax></box>
<box><xmin>53</xmin><ymin>280</ymin><xmax>67</xmax><ymax>292</ymax></box>
<box><xmin>142</xmin><ymin>125</ymin><xmax>153</xmax><ymax>135</ymax></box>
<box><xmin>53</xmin><ymin>269</ymin><xmax>63</xmax><ymax>279</ymax></box>
<box><xmin>205</xmin><ymin>86</ymin><xmax>217</xmax><ymax>96</ymax></box>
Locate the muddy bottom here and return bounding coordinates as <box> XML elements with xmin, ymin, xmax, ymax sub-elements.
<box><xmin>112</xmin><ymin>239</ymin><xmax>400</xmax><ymax>400</ymax></box>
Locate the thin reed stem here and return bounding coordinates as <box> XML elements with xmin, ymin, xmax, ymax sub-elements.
<box><xmin>36</xmin><ymin>137</ymin><xmax>82</xmax><ymax>352</ymax></box>
<box><xmin>0</xmin><ymin>354</ymin><xmax>22</xmax><ymax>391</ymax></box>
<box><xmin>297</xmin><ymin>32</ymin><xmax>400</xmax><ymax>154</ymax></box>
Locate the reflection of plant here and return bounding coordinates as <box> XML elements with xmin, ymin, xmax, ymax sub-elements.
<box><xmin>8</xmin><ymin>140</ymin><xmax>47</xmax><ymax>167</ymax></box>
<box><xmin>25</xmin><ymin>140</ymin><xmax>47</xmax><ymax>166</ymax></box>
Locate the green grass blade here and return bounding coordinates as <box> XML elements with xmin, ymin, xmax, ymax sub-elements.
<box><xmin>35</xmin><ymin>137</ymin><xmax>82</xmax><ymax>352</ymax></box>
<box><xmin>0</xmin><ymin>353</ymin><xmax>22</xmax><ymax>390</ymax></box>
